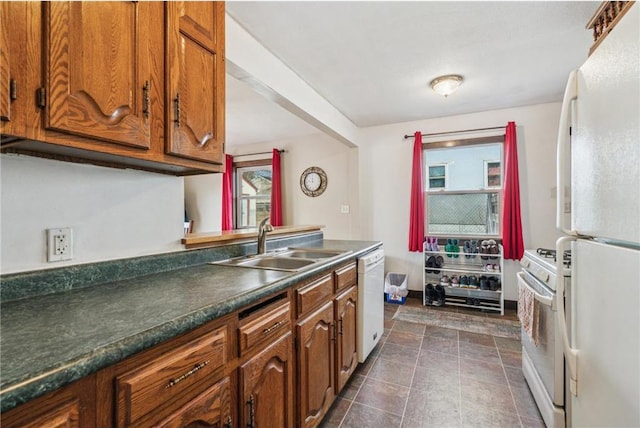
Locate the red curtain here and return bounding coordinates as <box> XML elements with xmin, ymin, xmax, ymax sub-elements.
<box><xmin>270</xmin><ymin>149</ymin><xmax>283</xmax><ymax>226</ymax></box>
<box><xmin>221</xmin><ymin>154</ymin><xmax>234</xmax><ymax>231</ymax></box>
<box><xmin>502</xmin><ymin>122</ymin><xmax>525</xmax><ymax>259</ymax></box>
<box><xmin>408</xmin><ymin>131</ymin><xmax>425</xmax><ymax>251</ymax></box>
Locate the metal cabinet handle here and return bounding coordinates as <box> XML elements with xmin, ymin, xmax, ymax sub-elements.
<box><xmin>338</xmin><ymin>318</ymin><xmax>344</xmax><ymax>336</ymax></box>
<box><xmin>174</xmin><ymin>93</ymin><xmax>181</xmax><ymax>127</ymax></box>
<box><xmin>165</xmin><ymin>360</ymin><xmax>209</xmax><ymax>389</ymax></box>
<box><xmin>142</xmin><ymin>80</ymin><xmax>150</xmax><ymax>118</ymax></box>
<box><xmin>224</xmin><ymin>416</ymin><xmax>233</xmax><ymax>428</ymax></box>
<box><xmin>246</xmin><ymin>394</ymin><xmax>255</xmax><ymax>428</ymax></box>
<box><xmin>262</xmin><ymin>320</ymin><xmax>284</xmax><ymax>335</ymax></box>
<box><xmin>198</xmin><ymin>132</ymin><xmax>214</xmax><ymax>148</ymax></box>
<box><xmin>10</xmin><ymin>79</ymin><xmax>17</xmax><ymax>101</ymax></box>
<box><xmin>331</xmin><ymin>321</ymin><xmax>336</xmax><ymax>342</ymax></box>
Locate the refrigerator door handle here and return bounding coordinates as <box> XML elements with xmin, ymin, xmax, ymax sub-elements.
<box><xmin>556</xmin><ymin>69</ymin><xmax>578</xmax><ymax>235</ymax></box>
<box><xmin>556</xmin><ymin>235</ymin><xmax>579</xmax><ymax>396</ymax></box>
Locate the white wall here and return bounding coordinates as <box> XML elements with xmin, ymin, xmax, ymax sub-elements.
<box><xmin>0</xmin><ymin>155</ymin><xmax>185</xmax><ymax>274</ymax></box>
<box><xmin>186</xmin><ymin>133</ymin><xmax>360</xmax><ymax>240</ymax></box>
<box><xmin>359</xmin><ymin>102</ymin><xmax>564</xmax><ymax>300</ymax></box>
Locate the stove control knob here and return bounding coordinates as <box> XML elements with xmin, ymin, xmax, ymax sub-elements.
<box><xmin>521</xmin><ymin>260</ymin><xmax>530</xmax><ymax>268</ymax></box>
<box><xmin>542</xmin><ymin>273</ymin><xmax>550</xmax><ymax>282</ymax></box>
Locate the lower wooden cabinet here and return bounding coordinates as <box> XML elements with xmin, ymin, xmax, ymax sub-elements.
<box><xmin>1</xmin><ymin>260</ymin><xmax>361</xmax><ymax>428</ymax></box>
<box><xmin>239</xmin><ymin>332</ymin><xmax>295</xmax><ymax>428</ymax></box>
<box><xmin>154</xmin><ymin>376</ymin><xmax>232</xmax><ymax>428</ymax></box>
<box><xmin>297</xmin><ymin>300</ymin><xmax>336</xmax><ymax>428</ymax></box>
<box><xmin>0</xmin><ymin>375</ymin><xmax>96</xmax><ymax>428</ymax></box>
<box><xmin>335</xmin><ymin>285</ymin><xmax>358</xmax><ymax>392</ymax></box>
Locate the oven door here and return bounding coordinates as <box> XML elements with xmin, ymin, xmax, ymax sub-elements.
<box><xmin>518</xmin><ymin>271</ymin><xmax>564</xmax><ymax>407</ymax></box>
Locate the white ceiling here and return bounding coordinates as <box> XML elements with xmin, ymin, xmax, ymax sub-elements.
<box><xmin>225</xmin><ymin>1</ymin><xmax>599</xmax><ymax>146</ymax></box>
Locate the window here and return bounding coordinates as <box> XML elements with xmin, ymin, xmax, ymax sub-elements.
<box><xmin>423</xmin><ymin>137</ymin><xmax>503</xmax><ymax>236</ymax></box>
<box><xmin>235</xmin><ymin>161</ymin><xmax>272</xmax><ymax>228</ymax></box>
<box><xmin>427</xmin><ymin>164</ymin><xmax>448</xmax><ymax>189</ymax></box>
<box><xmin>484</xmin><ymin>160</ymin><xmax>501</xmax><ymax>188</ymax></box>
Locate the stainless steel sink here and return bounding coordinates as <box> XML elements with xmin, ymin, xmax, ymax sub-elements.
<box><xmin>275</xmin><ymin>249</ymin><xmax>346</xmax><ymax>259</ymax></box>
<box><xmin>210</xmin><ymin>247</ymin><xmax>350</xmax><ymax>272</ymax></box>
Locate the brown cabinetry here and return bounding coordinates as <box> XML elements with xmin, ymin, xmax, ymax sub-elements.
<box><xmin>297</xmin><ymin>300</ymin><xmax>336</xmax><ymax>428</ymax></box>
<box><xmin>155</xmin><ymin>376</ymin><xmax>232</xmax><ymax>428</ymax></box>
<box><xmin>0</xmin><ymin>375</ymin><xmax>96</xmax><ymax>428</ymax></box>
<box><xmin>335</xmin><ymin>285</ymin><xmax>358</xmax><ymax>391</ymax></box>
<box><xmin>44</xmin><ymin>2</ymin><xmax>154</xmax><ymax>149</ymax></box>
<box><xmin>1</xmin><ymin>259</ymin><xmax>362</xmax><ymax>428</ymax></box>
<box><xmin>0</xmin><ymin>1</ymin><xmax>225</xmax><ymax>175</ymax></box>
<box><xmin>239</xmin><ymin>333</ymin><xmax>295</xmax><ymax>428</ymax></box>
<box><xmin>166</xmin><ymin>1</ymin><xmax>225</xmax><ymax>164</ymax></box>
<box><xmin>0</xmin><ymin>1</ymin><xmax>43</xmax><ymax>141</ymax></box>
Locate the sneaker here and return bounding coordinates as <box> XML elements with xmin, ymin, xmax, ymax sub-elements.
<box><xmin>479</xmin><ymin>275</ymin><xmax>490</xmax><ymax>290</ymax></box>
<box><xmin>450</xmin><ymin>275</ymin><xmax>459</xmax><ymax>287</ymax></box>
<box><xmin>459</xmin><ymin>275</ymin><xmax>469</xmax><ymax>287</ymax></box>
<box><xmin>425</xmin><ymin>283</ymin><xmax>435</xmax><ymax>305</ymax></box>
<box><xmin>434</xmin><ymin>284</ymin><xmax>446</xmax><ymax>306</ymax></box>
<box><xmin>468</xmin><ymin>275</ymin><xmax>479</xmax><ymax>289</ymax></box>
<box><xmin>439</xmin><ymin>275</ymin><xmax>450</xmax><ymax>286</ymax></box>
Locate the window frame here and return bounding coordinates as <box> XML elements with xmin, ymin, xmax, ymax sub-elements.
<box><xmin>234</xmin><ymin>159</ymin><xmax>272</xmax><ymax>229</ymax></box>
<box><xmin>422</xmin><ymin>135</ymin><xmax>504</xmax><ymax>239</ymax></box>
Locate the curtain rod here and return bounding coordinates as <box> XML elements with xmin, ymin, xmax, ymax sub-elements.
<box><xmin>403</xmin><ymin>126</ymin><xmax>505</xmax><ymax>139</ymax></box>
<box><xmin>232</xmin><ymin>149</ymin><xmax>285</xmax><ymax>158</ymax></box>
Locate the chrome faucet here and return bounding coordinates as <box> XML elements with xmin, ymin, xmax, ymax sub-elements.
<box><xmin>257</xmin><ymin>217</ymin><xmax>274</xmax><ymax>254</ymax></box>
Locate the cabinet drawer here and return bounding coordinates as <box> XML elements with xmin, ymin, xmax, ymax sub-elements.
<box><xmin>116</xmin><ymin>326</ymin><xmax>227</xmax><ymax>427</ymax></box>
<box><xmin>239</xmin><ymin>301</ymin><xmax>291</xmax><ymax>357</ymax></box>
<box><xmin>334</xmin><ymin>263</ymin><xmax>357</xmax><ymax>292</ymax></box>
<box><xmin>296</xmin><ymin>274</ymin><xmax>334</xmax><ymax>316</ymax></box>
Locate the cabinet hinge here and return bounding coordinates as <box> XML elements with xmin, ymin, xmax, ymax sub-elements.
<box><xmin>36</xmin><ymin>88</ymin><xmax>46</xmax><ymax>109</ymax></box>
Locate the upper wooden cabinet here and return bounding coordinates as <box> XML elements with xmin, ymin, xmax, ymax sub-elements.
<box><xmin>0</xmin><ymin>2</ymin><xmax>43</xmax><ymax>141</ymax></box>
<box><xmin>44</xmin><ymin>2</ymin><xmax>153</xmax><ymax>149</ymax></box>
<box><xmin>0</xmin><ymin>1</ymin><xmax>225</xmax><ymax>175</ymax></box>
<box><xmin>166</xmin><ymin>1</ymin><xmax>225</xmax><ymax>164</ymax></box>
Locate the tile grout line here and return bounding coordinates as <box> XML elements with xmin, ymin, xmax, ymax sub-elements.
<box><xmin>457</xmin><ymin>329</ymin><xmax>464</xmax><ymax>427</ymax></box>
<box><xmin>495</xmin><ymin>334</ymin><xmax>525</xmax><ymax>428</ymax></box>
<box><xmin>397</xmin><ymin>330</ymin><xmax>424</xmax><ymax>427</ymax></box>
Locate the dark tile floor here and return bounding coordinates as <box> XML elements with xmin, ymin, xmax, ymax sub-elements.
<box><xmin>319</xmin><ymin>297</ymin><xmax>545</xmax><ymax>428</ymax></box>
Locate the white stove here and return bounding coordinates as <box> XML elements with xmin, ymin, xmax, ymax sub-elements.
<box><xmin>519</xmin><ymin>247</ymin><xmax>572</xmax><ymax>428</ymax></box>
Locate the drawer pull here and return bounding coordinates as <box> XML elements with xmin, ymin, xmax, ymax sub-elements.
<box><xmin>262</xmin><ymin>320</ymin><xmax>284</xmax><ymax>335</ymax></box>
<box><xmin>247</xmin><ymin>394</ymin><xmax>255</xmax><ymax>428</ymax></box>
<box><xmin>165</xmin><ymin>360</ymin><xmax>209</xmax><ymax>389</ymax></box>
<box><xmin>142</xmin><ymin>80</ymin><xmax>150</xmax><ymax>118</ymax></box>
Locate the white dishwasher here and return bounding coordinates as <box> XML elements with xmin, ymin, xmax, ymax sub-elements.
<box><xmin>357</xmin><ymin>247</ymin><xmax>385</xmax><ymax>362</ymax></box>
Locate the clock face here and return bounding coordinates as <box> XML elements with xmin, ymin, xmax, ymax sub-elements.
<box><xmin>300</xmin><ymin>166</ymin><xmax>327</xmax><ymax>197</ymax></box>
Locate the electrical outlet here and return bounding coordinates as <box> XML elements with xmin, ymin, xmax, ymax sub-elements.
<box><xmin>47</xmin><ymin>228</ymin><xmax>73</xmax><ymax>262</ymax></box>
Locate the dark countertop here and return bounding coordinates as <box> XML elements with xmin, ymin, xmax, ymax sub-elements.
<box><xmin>0</xmin><ymin>239</ymin><xmax>381</xmax><ymax>413</ymax></box>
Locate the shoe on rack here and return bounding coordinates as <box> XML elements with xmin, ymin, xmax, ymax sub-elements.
<box><xmin>431</xmin><ymin>237</ymin><xmax>439</xmax><ymax>252</ymax></box>
<box><xmin>480</xmin><ymin>240</ymin><xmax>490</xmax><ymax>260</ymax></box>
<box><xmin>432</xmin><ymin>255</ymin><xmax>443</xmax><ymax>274</ymax></box>
<box><xmin>425</xmin><ymin>283</ymin><xmax>435</xmax><ymax>305</ymax></box>
<box><xmin>463</xmin><ymin>240</ymin><xmax>472</xmax><ymax>259</ymax></box>
<box><xmin>469</xmin><ymin>240</ymin><xmax>479</xmax><ymax>258</ymax></box>
<box><xmin>488</xmin><ymin>276</ymin><xmax>501</xmax><ymax>291</ymax></box>
<box><xmin>439</xmin><ymin>275</ymin><xmax>450</xmax><ymax>287</ymax></box>
<box><xmin>452</xmin><ymin>239</ymin><xmax>460</xmax><ymax>258</ymax></box>
<box><xmin>445</xmin><ymin>239</ymin><xmax>453</xmax><ymax>257</ymax></box>
<box><xmin>488</xmin><ymin>239</ymin><xmax>499</xmax><ymax>260</ymax></box>
<box><xmin>479</xmin><ymin>275</ymin><xmax>489</xmax><ymax>290</ymax></box>
<box><xmin>468</xmin><ymin>275</ymin><xmax>479</xmax><ymax>289</ymax></box>
<box><xmin>450</xmin><ymin>275</ymin><xmax>459</xmax><ymax>287</ymax></box>
<box><xmin>434</xmin><ymin>284</ymin><xmax>446</xmax><ymax>306</ymax></box>
<box><xmin>459</xmin><ymin>275</ymin><xmax>469</xmax><ymax>287</ymax></box>
<box><xmin>426</xmin><ymin>255</ymin><xmax>436</xmax><ymax>273</ymax></box>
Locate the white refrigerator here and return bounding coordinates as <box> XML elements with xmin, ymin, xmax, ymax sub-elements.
<box><xmin>555</xmin><ymin>4</ymin><xmax>640</xmax><ymax>427</ymax></box>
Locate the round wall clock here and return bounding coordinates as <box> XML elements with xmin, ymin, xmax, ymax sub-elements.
<box><xmin>300</xmin><ymin>166</ymin><xmax>327</xmax><ymax>197</ymax></box>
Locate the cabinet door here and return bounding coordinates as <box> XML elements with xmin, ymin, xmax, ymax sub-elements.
<box><xmin>296</xmin><ymin>301</ymin><xmax>335</xmax><ymax>428</ymax></box>
<box><xmin>240</xmin><ymin>333</ymin><xmax>294</xmax><ymax>428</ymax></box>
<box><xmin>154</xmin><ymin>376</ymin><xmax>232</xmax><ymax>428</ymax></box>
<box><xmin>0</xmin><ymin>375</ymin><xmax>95</xmax><ymax>428</ymax></box>
<box><xmin>44</xmin><ymin>2</ymin><xmax>152</xmax><ymax>149</ymax></box>
<box><xmin>0</xmin><ymin>1</ymin><xmax>42</xmax><ymax>140</ymax></box>
<box><xmin>335</xmin><ymin>286</ymin><xmax>358</xmax><ymax>392</ymax></box>
<box><xmin>165</xmin><ymin>1</ymin><xmax>225</xmax><ymax>164</ymax></box>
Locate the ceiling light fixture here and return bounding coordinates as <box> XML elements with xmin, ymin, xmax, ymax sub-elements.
<box><xmin>430</xmin><ymin>74</ymin><xmax>463</xmax><ymax>97</ymax></box>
